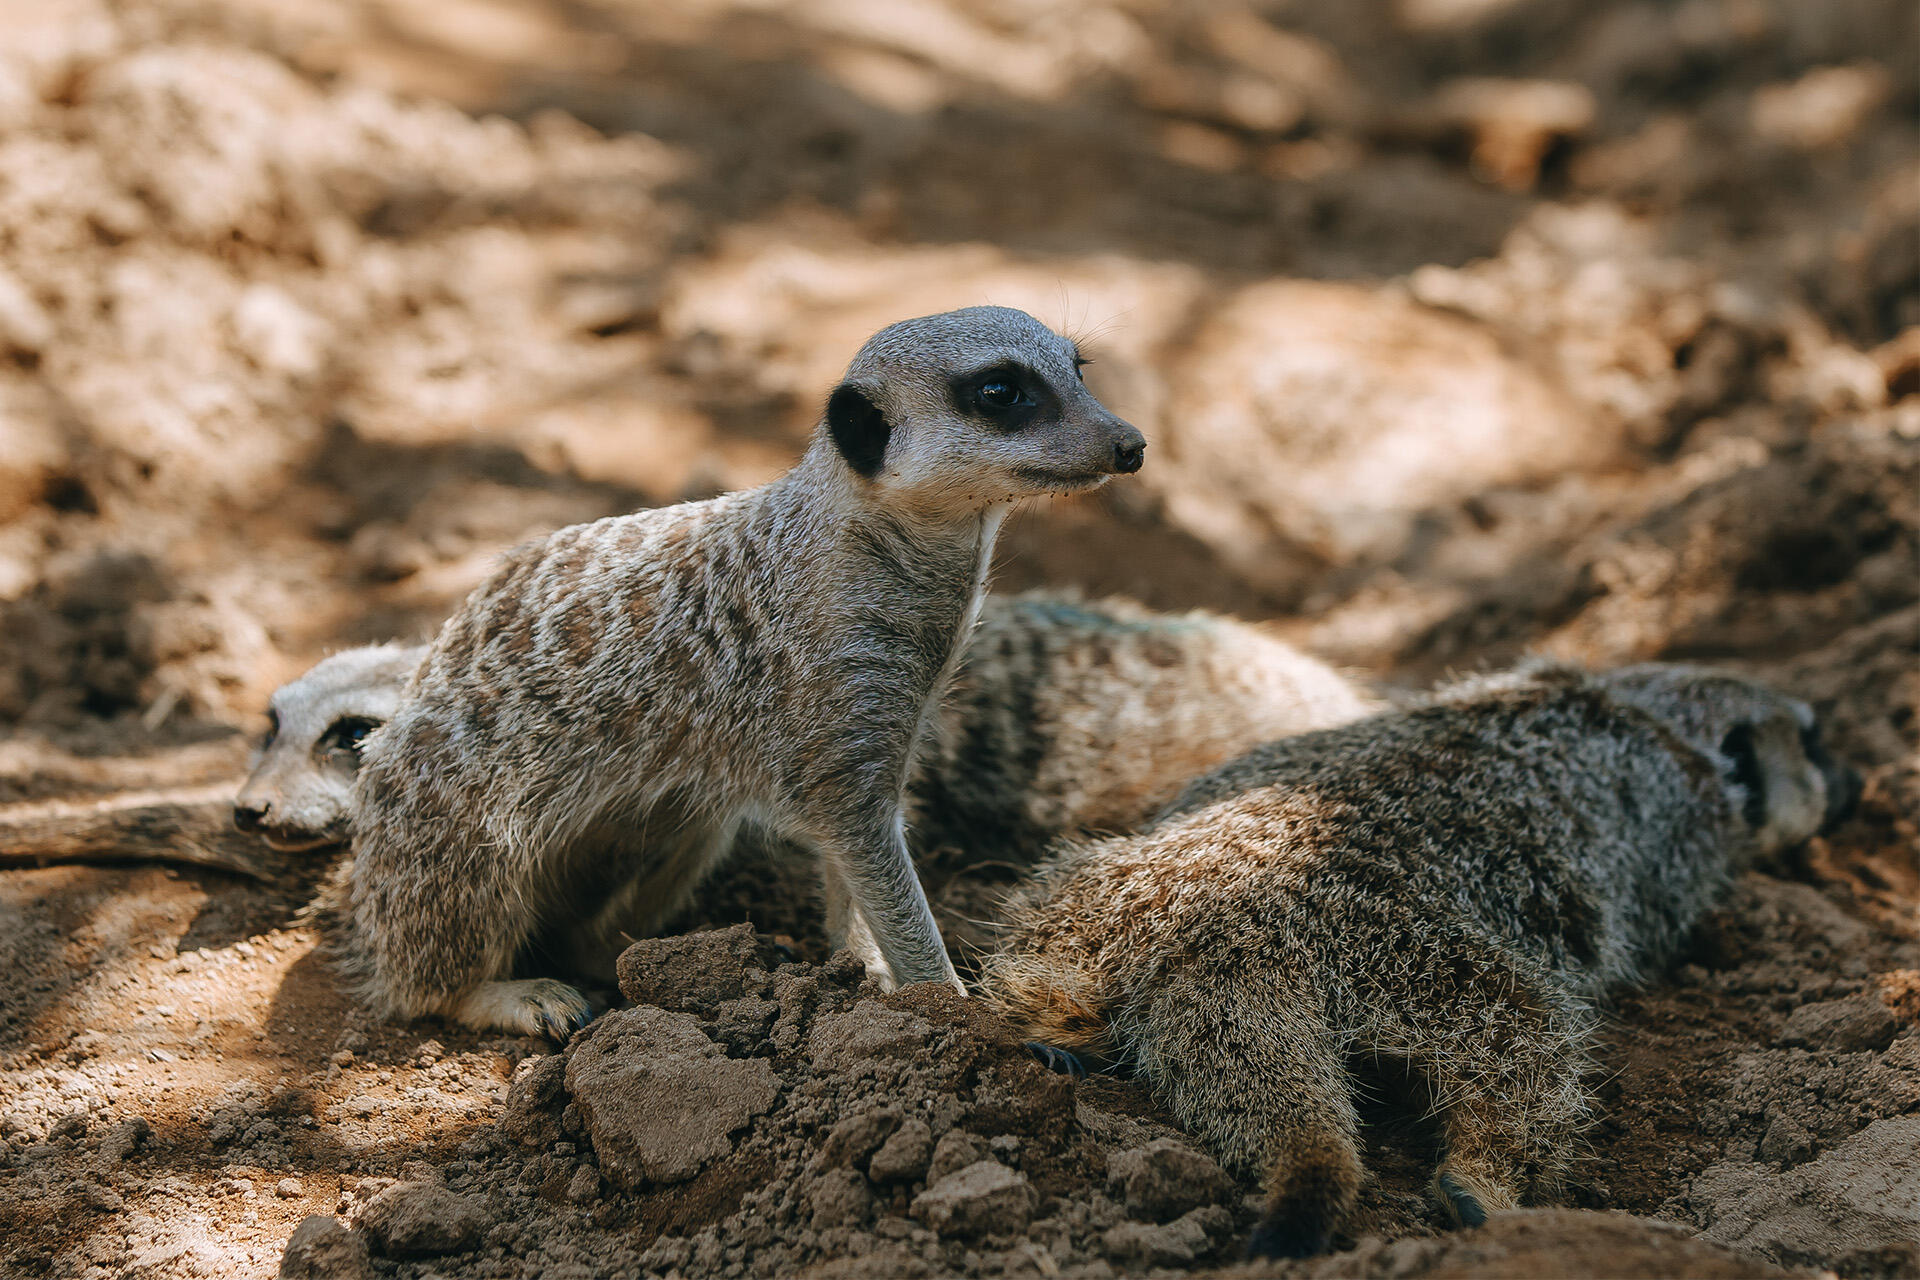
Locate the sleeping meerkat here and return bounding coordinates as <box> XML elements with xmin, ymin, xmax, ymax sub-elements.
<box><xmin>332</xmin><ymin>307</ymin><xmax>1146</xmax><ymax>1038</ymax></box>
<box><xmin>986</xmin><ymin>660</ymin><xmax>1859</xmax><ymax>1258</ymax></box>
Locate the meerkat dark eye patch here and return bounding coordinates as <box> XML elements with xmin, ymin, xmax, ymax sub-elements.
<box><xmin>262</xmin><ymin>707</ymin><xmax>280</xmax><ymax>749</ymax></box>
<box><xmin>952</xmin><ymin>362</ymin><xmax>1055</xmax><ymax>428</ymax></box>
<box><xmin>827</xmin><ymin>383</ymin><xmax>892</xmax><ymax>478</ymax></box>
<box><xmin>1720</xmin><ymin>724</ymin><xmax>1770</xmax><ymax>827</ymax></box>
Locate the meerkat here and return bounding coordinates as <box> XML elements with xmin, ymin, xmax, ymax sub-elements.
<box><xmin>912</xmin><ymin>591</ymin><xmax>1378</xmax><ymax>870</ymax></box>
<box><xmin>332</xmin><ymin>307</ymin><xmax>1146</xmax><ymax>1039</ymax></box>
<box><xmin>986</xmin><ymin>660</ymin><xmax>1859</xmax><ymax>1258</ymax></box>
<box><xmin>232</xmin><ymin>642</ymin><xmax>426</xmax><ymax>850</ymax></box>
<box><xmin>0</xmin><ymin>643</ymin><xmax>426</xmax><ymax>879</ymax></box>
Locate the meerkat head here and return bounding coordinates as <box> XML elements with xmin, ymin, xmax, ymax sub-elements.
<box><xmin>823</xmin><ymin>306</ymin><xmax>1145</xmax><ymax>517</ymax></box>
<box><xmin>232</xmin><ymin>643</ymin><xmax>424</xmax><ymax>851</ymax></box>
<box><xmin>1601</xmin><ymin>664</ymin><xmax>1861</xmax><ymax>857</ymax></box>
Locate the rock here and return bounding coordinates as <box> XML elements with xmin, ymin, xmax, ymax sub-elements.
<box><xmin>566</xmin><ymin>1166</ymin><xmax>600</xmax><ymax>1205</ymax></box>
<box><xmin>1099</xmin><ymin>1207</ymin><xmax>1222</xmax><ymax>1267</ymax></box>
<box><xmin>926</xmin><ymin>1130</ymin><xmax>992</xmax><ymax>1185</ymax></box>
<box><xmin>615</xmin><ymin>923</ymin><xmax>772</xmax><ymax>1014</ymax></box>
<box><xmin>816</xmin><ymin>1107</ymin><xmax>904</xmax><ymax>1171</ymax></box>
<box><xmin>564</xmin><ymin>1006</ymin><xmax>779</xmax><ymax>1190</ymax></box>
<box><xmin>97</xmin><ymin>1117</ymin><xmax>150</xmax><ymax>1164</ymax></box>
<box><xmin>358</xmin><ymin>1182</ymin><xmax>487</xmax><ymax>1259</ymax></box>
<box><xmin>1696</xmin><ymin>1115</ymin><xmax>1920</xmax><ymax>1265</ymax></box>
<box><xmin>808</xmin><ymin>1005</ymin><xmax>935</xmax><ymax>1073</ymax></box>
<box><xmin>501</xmin><ymin>1053</ymin><xmax>569</xmax><ymax>1149</ymax></box>
<box><xmin>1757</xmin><ymin>1112</ymin><xmax>1814</xmax><ymax>1167</ymax></box>
<box><xmin>869</xmin><ymin>1119</ymin><xmax>934</xmax><ymax>1184</ymax></box>
<box><xmin>910</xmin><ymin>1160</ymin><xmax>1035</xmax><ymax>1239</ymax></box>
<box><xmin>810</xmin><ymin>1167</ymin><xmax>876</xmax><ymax>1230</ymax></box>
<box><xmin>279</xmin><ymin>1216</ymin><xmax>373</xmax><ymax>1280</ymax></box>
<box><xmin>1107</xmin><ymin>1138</ymin><xmax>1235</xmax><ymax>1223</ymax></box>
<box><xmin>1778</xmin><ymin>997</ymin><xmax>1899</xmax><ymax>1054</ymax></box>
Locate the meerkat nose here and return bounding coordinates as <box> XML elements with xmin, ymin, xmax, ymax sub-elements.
<box><xmin>232</xmin><ymin>803</ymin><xmax>267</xmax><ymax>833</ymax></box>
<box><xmin>1112</xmin><ymin>433</ymin><xmax>1146</xmax><ymax>474</ymax></box>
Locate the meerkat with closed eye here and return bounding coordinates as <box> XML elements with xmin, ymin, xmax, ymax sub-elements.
<box><xmin>326</xmin><ymin>307</ymin><xmax>1147</xmax><ymax>1039</ymax></box>
<box><xmin>988</xmin><ymin>660</ymin><xmax>1859</xmax><ymax>1259</ymax></box>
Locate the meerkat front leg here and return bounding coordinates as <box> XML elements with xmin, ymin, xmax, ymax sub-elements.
<box><xmin>816</xmin><ymin>810</ymin><xmax>961</xmax><ymax>993</ymax></box>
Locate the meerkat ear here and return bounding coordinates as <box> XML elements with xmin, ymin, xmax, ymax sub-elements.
<box><xmin>1719</xmin><ymin>724</ymin><xmax>1770</xmax><ymax>827</ymax></box>
<box><xmin>827</xmin><ymin>384</ymin><xmax>891</xmax><ymax>479</ymax></box>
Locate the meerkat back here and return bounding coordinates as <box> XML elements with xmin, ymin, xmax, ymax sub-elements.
<box><xmin>911</xmin><ymin>592</ymin><xmax>1377</xmax><ymax>865</ymax></box>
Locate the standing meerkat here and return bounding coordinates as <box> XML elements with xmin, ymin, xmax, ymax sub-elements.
<box><xmin>986</xmin><ymin>661</ymin><xmax>1859</xmax><ymax>1258</ymax></box>
<box><xmin>336</xmin><ymin>307</ymin><xmax>1146</xmax><ymax>1038</ymax></box>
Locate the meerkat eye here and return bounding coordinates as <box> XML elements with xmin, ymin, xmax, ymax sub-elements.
<box><xmin>261</xmin><ymin>708</ymin><xmax>280</xmax><ymax>749</ymax></box>
<box><xmin>976</xmin><ymin>380</ymin><xmax>1024</xmax><ymax>410</ymax></box>
<box><xmin>1072</xmin><ymin>357</ymin><xmax>1092</xmax><ymax>381</ymax></box>
<box><xmin>321</xmin><ymin>717</ymin><xmax>380</xmax><ymax>757</ymax></box>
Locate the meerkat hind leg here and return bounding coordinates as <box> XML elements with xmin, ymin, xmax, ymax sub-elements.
<box><xmin>1357</xmin><ymin>942</ymin><xmax>1589</xmax><ymax>1228</ymax></box>
<box><xmin>1142</xmin><ymin>980</ymin><xmax>1364</xmax><ymax>1260</ymax></box>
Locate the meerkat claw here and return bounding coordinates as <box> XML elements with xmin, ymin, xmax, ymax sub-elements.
<box><xmin>1023</xmin><ymin>1041</ymin><xmax>1088</xmax><ymax>1079</ymax></box>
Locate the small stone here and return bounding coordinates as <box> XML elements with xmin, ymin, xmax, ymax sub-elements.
<box><xmin>1779</xmin><ymin>997</ymin><xmax>1898</xmax><ymax>1054</ymax></box>
<box><xmin>276</xmin><ymin>1178</ymin><xmax>305</xmax><ymax>1199</ymax></box>
<box><xmin>615</xmin><ymin>923</ymin><xmax>771</xmax><ymax>1014</ymax></box>
<box><xmin>564</xmin><ymin>1006</ymin><xmax>779</xmax><ymax>1189</ymax></box>
<box><xmin>501</xmin><ymin>1054</ymin><xmax>568</xmax><ymax>1149</ymax></box>
<box><xmin>810</xmin><ymin>1167</ymin><xmax>875</xmax><ymax>1230</ymax></box>
<box><xmin>279</xmin><ymin>1216</ymin><xmax>373</xmax><ymax>1280</ymax></box>
<box><xmin>1758</xmin><ymin>1112</ymin><xmax>1814</xmax><ymax>1167</ymax></box>
<box><xmin>1107</xmin><ymin>1139</ymin><xmax>1235</xmax><ymax>1223</ymax></box>
<box><xmin>868</xmin><ymin>1119</ymin><xmax>934</xmax><ymax>1184</ymax></box>
<box><xmin>1100</xmin><ymin>1208</ymin><xmax>1216</xmax><ymax>1267</ymax></box>
<box><xmin>926</xmin><ymin>1130</ymin><xmax>991</xmax><ymax>1185</ymax></box>
<box><xmin>566</xmin><ymin>1166</ymin><xmax>600</xmax><ymax>1205</ymax></box>
<box><xmin>358</xmin><ymin>1182</ymin><xmax>487</xmax><ymax>1258</ymax></box>
<box><xmin>910</xmin><ymin>1160</ymin><xmax>1035</xmax><ymax>1239</ymax></box>
<box><xmin>817</xmin><ymin>1107</ymin><xmax>904</xmax><ymax>1171</ymax></box>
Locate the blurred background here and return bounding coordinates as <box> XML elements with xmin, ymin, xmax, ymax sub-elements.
<box><xmin>0</xmin><ymin>0</ymin><xmax>1913</xmax><ymax>883</ymax></box>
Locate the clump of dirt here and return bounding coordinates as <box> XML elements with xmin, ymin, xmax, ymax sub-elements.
<box><xmin>1</xmin><ymin>0</ymin><xmax>1916</xmax><ymax>1277</ymax></box>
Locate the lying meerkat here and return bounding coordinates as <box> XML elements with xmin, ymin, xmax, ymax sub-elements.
<box><xmin>332</xmin><ymin>307</ymin><xmax>1147</xmax><ymax>1038</ymax></box>
<box><xmin>986</xmin><ymin>660</ymin><xmax>1859</xmax><ymax>1258</ymax></box>
<box><xmin>0</xmin><ymin>644</ymin><xmax>427</xmax><ymax>880</ymax></box>
<box><xmin>232</xmin><ymin>643</ymin><xmax>426</xmax><ymax>851</ymax></box>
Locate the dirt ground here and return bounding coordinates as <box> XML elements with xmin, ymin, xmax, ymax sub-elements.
<box><xmin>0</xmin><ymin>0</ymin><xmax>1916</xmax><ymax>1276</ymax></box>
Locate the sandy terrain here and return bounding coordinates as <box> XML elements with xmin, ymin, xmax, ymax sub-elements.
<box><xmin>0</xmin><ymin>0</ymin><xmax>1915</xmax><ymax>1276</ymax></box>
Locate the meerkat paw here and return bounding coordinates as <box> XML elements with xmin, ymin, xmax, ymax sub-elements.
<box><xmin>451</xmin><ymin>979</ymin><xmax>596</xmax><ymax>1041</ymax></box>
<box><xmin>1244</xmin><ymin>1215</ymin><xmax>1333</xmax><ymax>1260</ymax></box>
<box><xmin>1023</xmin><ymin>1041</ymin><xmax>1089</xmax><ymax>1079</ymax></box>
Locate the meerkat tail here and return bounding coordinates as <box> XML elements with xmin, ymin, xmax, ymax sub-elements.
<box><xmin>0</xmin><ymin>783</ymin><xmax>280</xmax><ymax>880</ymax></box>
